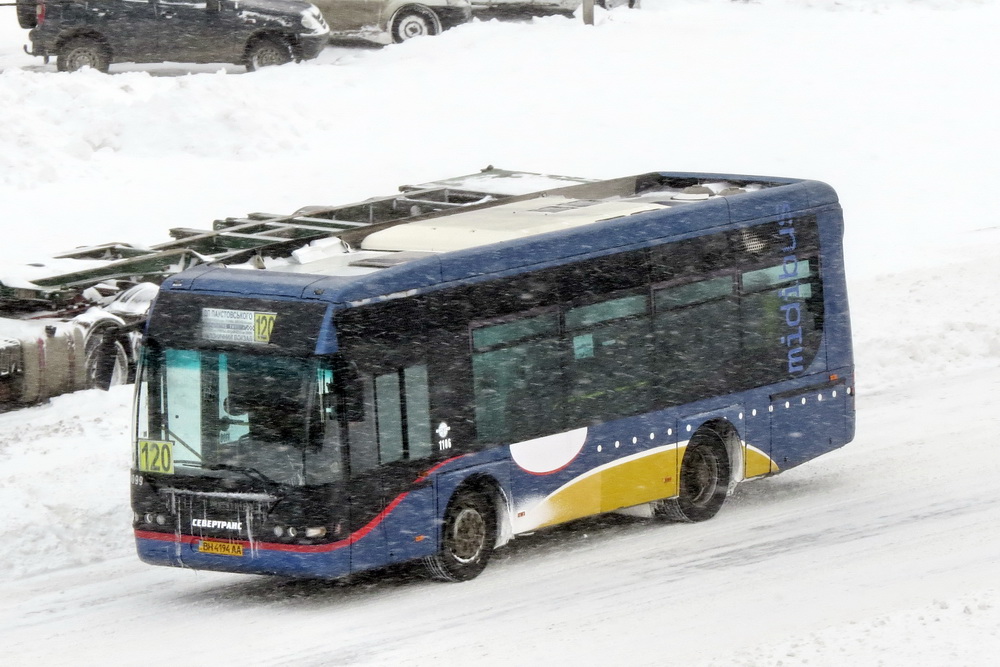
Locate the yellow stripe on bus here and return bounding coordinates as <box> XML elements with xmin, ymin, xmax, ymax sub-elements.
<box><xmin>514</xmin><ymin>441</ymin><xmax>780</xmax><ymax>532</ymax></box>
<box><xmin>518</xmin><ymin>444</ymin><xmax>680</xmax><ymax>531</ymax></box>
<box><xmin>745</xmin><ymin>444</ymin><xmax>780</xmax><ymax>478</ymax></box>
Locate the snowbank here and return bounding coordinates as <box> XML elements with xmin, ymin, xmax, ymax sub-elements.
<box><xmin>0</xmin><ymin>386</ymin><xmax>134</xmax><ymax>579</ymax></box>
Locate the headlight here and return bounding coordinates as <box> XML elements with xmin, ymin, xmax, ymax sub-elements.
<box><xmin>301</xmin><ymin>9</ymin><xmax>328</xmax><ymax>33</ymax></box>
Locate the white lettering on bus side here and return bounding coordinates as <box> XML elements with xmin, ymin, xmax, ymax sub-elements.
<box><xmin>435</xmin><ymin>421</ymin><xmax>453</xmax><ymax>450</ymax></box>
<box><xmin>777</xmin><ymin>206</ymin><xmax>806</xmax><ymax>374</ymax></box>
<box><xmin>191</xmin><ymin>518</ymin><xmax>242</xmax><ymax>530</ymax></box>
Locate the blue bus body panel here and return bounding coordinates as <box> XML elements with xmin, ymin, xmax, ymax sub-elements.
<box><xmin>306</xmin><ymin>257</ymin><xmax>444</xmax><ymax>306</ymax></box>
<box><xmin>725</xmin><ymin>180</ymin><xmax>838</xmax><ymax>223</ymax></box>
<box><xmin>172</xmin><ymin>263</ymin><xmax>329</xmax><ymax>299</ymax></box>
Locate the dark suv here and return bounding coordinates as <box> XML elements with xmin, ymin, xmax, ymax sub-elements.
<box><xmin>22</xmin><ymin>0</ymin><xmax>330</xmax><ymax>72</ymax></box>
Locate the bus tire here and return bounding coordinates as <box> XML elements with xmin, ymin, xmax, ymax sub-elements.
<box><xmin>424</xmin><ymin>488</ymin><xmax>496</xmax><ymax>582</ymax></box>
<box><xmin>658</xmin><ymin>434</ymin><xmax>730</xmax><ymax>523</ymax></box>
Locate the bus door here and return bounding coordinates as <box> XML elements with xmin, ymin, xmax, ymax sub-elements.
<box><xmin>345</xmin><ymin>471</ymin><xmax>387</xmax><ymax>573</ymax></box>
<box><xmin>345</xmin><ymin>362</ymin><xmax>439</xmax><ymax>571</ymax></box>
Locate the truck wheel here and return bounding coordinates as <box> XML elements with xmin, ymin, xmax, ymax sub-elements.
<box><xmin>424</xmin><ymin>488</ymin><xmax>496</xmax><ymax>582</ymax></box>
<box><xmin>57</xmin><ymin>37</ymin><xmax>111</xmax><ymax>73</ymax></box>
<box><xmin>658</xmin><ymin>435</ymin><xmax>730</xmax><ymax>522</ymax></box>
<box><xmin>244</xmin><ymin>37</ymin><xmax>292</xmax><ymax>71</ymax></box>
<box><xmin>85</xmin><ymin>330</ymin><xmax>128</xmax><ymax>390</ymax></box>
<box><xmin>391</xmin><ymin>8</ymin><xmax>438</xmax><ymax>43</ymax></box>
<box><xmin>17</xmin><ymin>1</ymin><xmax>37</xmax><ymax>29</ymax></box>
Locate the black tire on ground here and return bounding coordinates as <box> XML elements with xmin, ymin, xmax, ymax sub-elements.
<box><xmin>658</xmin><ymin>434</ymin><xmax>730</xmax><ymax>523</ymax></box>
<box><xmin>56</xmin><ymin>37</ymin><xmax>111</xmax><ymax>73</ymax></box>
<box><xmin>85</xmin><ymin>330</ymin><xmax>129</xmax><ymax>391</ymax></box>
<box><xmin>17</xmin><ymin>1</ymin><xmax>37</xmax><ymax>29</ymax></box>
<box><xmin>243</xmin><ymin>36</ymin><xmax>293</xmax><ymax>71</ymax></box>
<box><xmin>391</xmin><ymin>8</ymin><xmax>438</xmax><ymax>44</ymax></box>
<box><xmin>424</xmin><ymin>488</ymin><xmax>496</xmax><ymax>582</ymax></box>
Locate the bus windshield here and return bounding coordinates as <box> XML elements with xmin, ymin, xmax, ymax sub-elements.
<box><xmin>134</xmin><ymin>347</ymin><xmax>343</xmax><ymax>487</ymax></box>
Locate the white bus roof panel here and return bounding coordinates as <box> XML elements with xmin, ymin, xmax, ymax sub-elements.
<box><xmin>360</xmin><ymin>196</ymin><xmax>666</xmax><ymax>253</ymax></box>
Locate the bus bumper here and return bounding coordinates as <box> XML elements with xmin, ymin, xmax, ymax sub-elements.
<box><xmin>135</xmin><ymin>531</ymin><xmax>353</xmax><ymax>579</ymax></box>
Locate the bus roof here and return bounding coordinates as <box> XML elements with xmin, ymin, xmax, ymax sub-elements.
<box><xmin>359</xmin><ymin>195</ymin><xmax>669</xmax><ymax>253</ymax></box>
<box><xmin>161</xmin><ymin>171</ymin><xmax>839</xmax><ymax>307</ymax></box>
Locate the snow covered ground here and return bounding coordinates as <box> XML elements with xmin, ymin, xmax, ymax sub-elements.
<box><xmin>2</xmin><ymin>0</ymin><xmax>1000</xmax><ymax>664</ymax></box>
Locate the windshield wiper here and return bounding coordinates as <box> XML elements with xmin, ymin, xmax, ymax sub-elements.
<box><xmin>174</xmin><ymin>460</ymin><xmax>281</xmax><ymax>491</ymax></box>
<box><xmin>166</xmin><ymin>429</ymin><xmax>204</xmax><ymax>461</ymax></box>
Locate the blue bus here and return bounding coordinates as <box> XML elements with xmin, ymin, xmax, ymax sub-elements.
<box><xmin>132</xmin><ymin>169</ymin><xmax>854</xmax><ymax>581</ymax></box>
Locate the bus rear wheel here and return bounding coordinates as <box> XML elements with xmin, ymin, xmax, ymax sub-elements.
<box><xmin>424</xmin><ymin>488</ymin><xmax>496</xmax><ymax>582</ymax></box>
<box><xmin>658</xmin><ymin>436</ymin><xmax>730</xmax><ymax>522</ymax></box>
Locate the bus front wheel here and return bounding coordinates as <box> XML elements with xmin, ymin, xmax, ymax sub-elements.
<box><xmin>658</xmin><ymin>436</ymin><xmax>730</xmax><ymax>522</ymax></box>
<box><xmin>424</xmin><ymin>488</ymin><xmax>496</xmax><ymax>582</ymax></box>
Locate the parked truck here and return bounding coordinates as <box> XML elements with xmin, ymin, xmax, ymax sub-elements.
<box><xmin>0</xmin><ymin>168</ymin><xmax>595</xmax><ymax>411</ymax></box>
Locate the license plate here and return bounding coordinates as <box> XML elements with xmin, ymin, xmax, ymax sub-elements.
<box><xmin>198</xmin><ymin>540</ymin><xmax>244</xmax><ymax>557</ymax></box>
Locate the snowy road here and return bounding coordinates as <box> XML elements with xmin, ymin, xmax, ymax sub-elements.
<box><xmin>4</xmin><ymin>360</ymin><xmax>998</xmax><ymax>665</ymax></box>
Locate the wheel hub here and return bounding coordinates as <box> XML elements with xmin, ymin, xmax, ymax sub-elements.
<box><xmin>400</xmin><ymin>19</ymin><xmax>427</xmax><ymax>39</ymax></box>
<box><xmin>68</xmin><ymin>50</ymin><xmax>99</xmax><ymax>69</ymax></box>
<box><xmin>683</xmin><ymin>448</ymin><xmax>719</xmax><ymax>507</ymax></box>
<box><xmin>449</xmin><ymin>507</ymin><xmax>486</xmax><ymax>563</ymax></box>
<box><xmin>255</xmin><ymin>48</ymin><xmax>285</xmax><ymax>68</ymax></box>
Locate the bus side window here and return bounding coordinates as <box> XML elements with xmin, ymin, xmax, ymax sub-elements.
<box><xmin>403</xmin><ymin>365</ymin><xmax>432</xmax><ymax>459</ymax></box>
<box><xmin>348</xmin><ymin>375</ymin><xmax>379</xmax><ymax>475</ymax></box>
<box><xmin>471</xmin><ymin>311</ymin><xmax>562</xmax><ymax>444</ymax></box>
<box><xmin>564</xmin><ymin>293</ymin><xmax>653</xmax><ymax>424</ymax></box>
<box><xmin>349</xmin><ymin>363</ymin><xmax>433</xmax><ymax>473</ymax></box>
<box><xmin>375</xmin><ymin>372</ymin><xmax>407</xmax><ymax>464</ymax></box>
<box><xmin>739</xmin><ymin>256</ymin><xmax>824</xmax><ymax>385</ymax></box>
<box><xmin>653</xmin><ymin>277</ymin><xmax>739</xmax><ymax>406</ymax></box>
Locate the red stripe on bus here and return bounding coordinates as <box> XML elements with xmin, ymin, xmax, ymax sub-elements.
<box><xmin>134</xmin><ymin>491</ymin><xmax>411</xmax><ymax>554</ymax></box>
<box><xmin>413</xmin><ymin>454</ymin><xmax>466</xmax><ymax>483</ymax></box>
